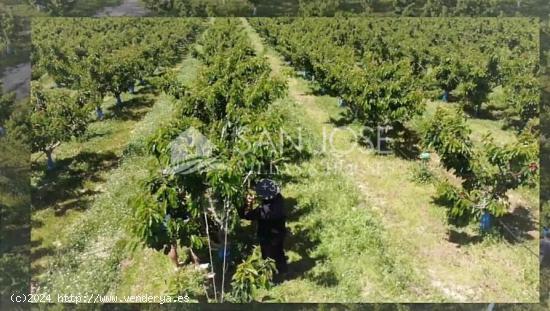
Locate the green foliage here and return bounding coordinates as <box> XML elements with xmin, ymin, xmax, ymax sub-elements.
<box><xmin>229</xmin><ymin>246</ymin><xmax>276</xmax><ymax>303</ymax></box>
<box><xmin>423</xmin><ymin>107</ymin><xmax>473</xmax><ymax>177</ymax></box>
<box><xmin>393</xmin><ymin>0</ymin><xmax>416</xmax><ymax>15</ymax></box>
<box><xmin>298</xmin><ymin>0</ymin><xmax>342</xmax><ymax>16</ymax></box>
<box><xmin>142</xmin><ymin>0</ymin><xmax>252</xmax><ymax>16</ymax></box>
<box><xmin>454</xmin><ymin>62</ymin><xmax>492</xmax><ymax>114</ymax></box>
<box><xmin>476</xmin><ymin>130</ymin><xmax>539</xmax><ymax>193</ymax></box>
<box><xmin>503</xmin><ymin>73</ymin><xmax>540</xmax><ymax>129</ymax></box>
<box><xmin>432</xmin><ymin>57</ymin><xmax>461</xmax><ymax>93</ymax></box>
<box><xmin>29</xmin><ymin>82</ymin><xmax>92</xmax><ymax>155</ymax></box>
<box><xmin>422</xmin><ymin>0</ymin><xmax>449</xmax><ymax>17</ymax></box>
<box><xmin>32</xmin><ymin>18</ymin><xmax>205</xmax><ymax>102</ymax></box>
<box><xmin>27</xmin><ymin>0</ymin><xmax>76</xmax><ymax>15</ymax></box>
<box><xmin>436</xmin><ymin>180</ymin><xmax>506</xmax><ymax>226</ymax></box>
<box><xmin>130</xmin><ymin>20</ymin><xmax>304</xmax><ymax>292</ymax></box>
<box><xmin>424</xmin><ymin>107</ymin><xmax>538</xmax><ymax>226</ymax></box>
<box><xmin>0</xmin><ymin>85</ymin><xmax>16</xmax><ymax>126</ymax></box>
<box><xmin>410</xmin><ymin>162</ymin><xmax>435</xmax><ymax>184</ymax></box>
<box><xmin>453</xmin><ymin>0</ymin><xmax>499</xmax><ymax>17</ymax></box>
<box><xmin>252</xmin><ymin>18</ymin><xmax>426</xmax><ymax>129</ymax></box>
<box><xmin>130</xmin><ymin>170</ymin><xmax>204</xmax><ymax>252</ymax></box>
<box><xmin>150</xmin><ymin>72</ymin><xmax>189</xmax><ymax>99</ymax></box>
<box><xmin>0</xmin><ymin>4</ymin><xmax>15</xmax><ymax>53</ymax></box>
<box><xmin>166</xmin><ymin>267</ymin><xmax>205</xmax><ymax>300</ymax></box>
<box><xmin>251</xmin><ymin>17</ymin><xmax>538</xmax><ymax>129</ymax></box>
<box><xmin>0</xmin><ymin>253</ymin><xmax>30</xmax><ymax>296</ymax></box>
<box><xmin>359</xmin><ymin>0</ymin><xmax>377</xmax><ymax>14</ymax></box>
<box><xmin>251</xmin><ymin>17</ymin><xmax>539</xmax><ymax>229</ymax></box>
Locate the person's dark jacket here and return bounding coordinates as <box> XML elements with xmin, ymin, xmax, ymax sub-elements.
<box><xmin>238</xmin><ymin>194</ymin><xmax>286</xmax><ymax>245</ymax></box>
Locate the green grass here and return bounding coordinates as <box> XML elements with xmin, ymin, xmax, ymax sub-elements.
<box><xmin>36</xmin><ymin>154</ymin><xmax>151</xmax><ymax>295</ymax></box>
<box><xmin>271</xmin><ymin>153</ymin><xmax>428</xmax><ymax>302</ymax></box>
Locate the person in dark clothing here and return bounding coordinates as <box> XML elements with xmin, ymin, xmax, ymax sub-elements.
<box><xmin>238</xmin><ymin>179</ymin><xmax>288</xmax><ymax>275</ymax></box>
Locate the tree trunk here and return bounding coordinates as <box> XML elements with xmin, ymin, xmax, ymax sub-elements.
<box><xmin>46</xmin><ymin>150</ymin><xmax>55</xmax><ymax>171</ymax></box>
<box><xmin>95</xmin><ymin>106</ymin><xmax>104</xmax><ymax>120</ymax></box>
<box><xmin>115</xmin><ymin>93</ymin><xmax>123</xmax><ymax>108</ymax></box>
<box><xmin>168</xmin><ymin>241</ymin><xmax>180</xmax><ymax>268</ymax></box>
<box><xmin>189</xmin><ymin>248</ymin><xmax>200</xmax><ymax>265</ymax></box>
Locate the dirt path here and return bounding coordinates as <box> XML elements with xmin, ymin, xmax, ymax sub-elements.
<box><xmin>1</xmin><ymin>62</ymin><xmax>30</xmax><ymax>100</ymax></box>
<box><xmin>242</xmin><ymin>18</ymin><xmax>539</xmax><ymax>302</ymax></box>
<box><xmin>94</xmin><ymin>0</ymin><xmax>149</xmax><ymax>17</ymax></box>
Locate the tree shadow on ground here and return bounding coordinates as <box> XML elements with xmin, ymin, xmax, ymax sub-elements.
<box><xmin>79</xmin><ymin>130</ymin><xmax>110</xmax><ymax>141</ymax></box>
<box><xmin>388</xmin><ymin>124</ymin><xmax>421</xmax><ymax>161</ymax></box>
<box><xmin>106</xmin><ymin>96</ymin><xmax>155</xmax><ymax>121</ymax></box>
<box><xmin>30</xmin><ymin>238</ymin><xmax>54</xmax><ymax>276</ymax></box>
<box><xmin>1</xmin><ymin>216</ymin><xmax>30</xmax><ymax>253</ymax></box>
<box><xmin>134</xmin><ymin>83</ymin><xmax>158</xmax><ymax>96</ymax></box>
<box><xmin>444</xmin><ymin>205</ymin><xmax>537</xmax><ymax>246</ymax></box>
<box><xmin>308</xmin><ymin>84</ymin><xmax>338</xmax><ymax>98</ymax></box>
<box><xmin>357</xmin><ymin>123</ymin><xmax>421</xmax><ymax>160</ymax></box>
<box><xmin>447</xmin><ymin>229</ymin><xmax>483</xmax><ymax>246</ymax></box>
<box><xmin>282</xmin><ymin>197</ymin><xmax>324</xmax><ymax>283</ymax></box>
<box><xmin>463</xmin><ymin>104</ymin><xmax>500</xmax><ymax>121</ymax></box>
<box><xmin>32</xmin><ymin>151</ymin><xmax>119</xmax><ymax>214</ymax></box>
<box><xmin>256</xmin><ymin>0</ymin><xmax>299</xmax><ymax>16</ymax></box>
<box><xmin>329</xmin><ymin>110</ymin><xmax>355</xmax><ymax>128</ymax></box>
<box><xmin>499</xmin><ymin>205</ymin><xmax>538</xmax><ymax>244</ymax></box>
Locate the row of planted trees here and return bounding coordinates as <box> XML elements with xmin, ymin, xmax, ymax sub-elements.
<box><xmin>251</xmin><ymin>17</ymin><xmax>539</xmax><ymax>231</ymax></box>
<box><xmin>129</xmin><ymin>19</ymin><xmax>306</xmax><ymax>302</ymax></box>
<box><xmin>0</xmin><ymin>4</ymin><xmax>16</xmax><ymax>55</ymax></box>
<box><xmin>252</xmin><ymin>18</ymin><xmax>539</xmax><ymax>130</ymax></box>
<box><xmin>26</xmin><ymin>18</ymin><xmax>205</xmax><ymax>169</ymax></box>
<box><xmin>139</xmin><ymin>0</ymin><xmax>548</xmax><ymax>17</ymax></box>
<box><xmin>142</xmin><ymin>0</ymin><xmax>262</xmax><ymax>16</ymax></box>
<box><xmin>27</xmin><ymin>0</ymin><xmax>75</xmax><ymax>16</ymax></box>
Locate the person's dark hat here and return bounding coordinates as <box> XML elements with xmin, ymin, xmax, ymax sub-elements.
<box><xmin>255</xmin><ymin>179</ymin><xmax>280</xmax><ymax>200</ymax></box>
